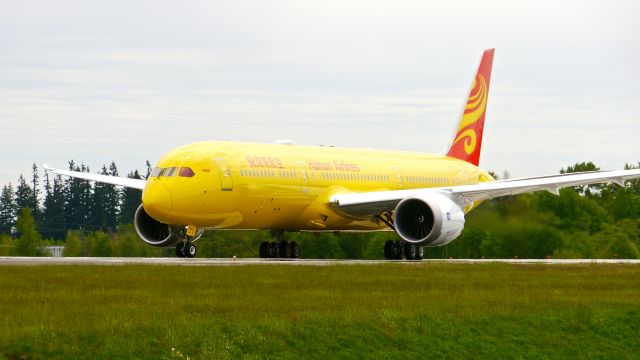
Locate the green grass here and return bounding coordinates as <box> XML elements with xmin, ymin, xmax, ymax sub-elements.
<box><xmin>1</xmin><ymin>263</ymin><xmax>639</xmax><ymax>359</ymax></box>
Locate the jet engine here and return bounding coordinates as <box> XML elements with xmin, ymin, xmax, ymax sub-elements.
<box><xmin>134</xmin><ymin>205</ymin><xmax>181</xmax><ymax>247</ymax></box>
<box><xmin>393</xmin><ymin>193</ymin><xmax>465</xmax><ymax>246</ymax></box>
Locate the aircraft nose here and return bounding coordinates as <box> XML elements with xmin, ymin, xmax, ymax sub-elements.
<box><xmin>142</xmin><ymin>183</ymin><xmax>173</xmax><ymax>219</ymax></box>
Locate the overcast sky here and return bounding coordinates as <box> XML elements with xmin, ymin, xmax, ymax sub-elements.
<box><xmin>1</xmin><ymin>0</ymin><xmax>639</xmax><ymax>187</ymax></box>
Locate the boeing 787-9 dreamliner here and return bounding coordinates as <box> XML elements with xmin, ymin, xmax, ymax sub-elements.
<box><xmin>45</xmin><ymin>49</ymin><xmax>640</xmax><ymax>259</ymax></box>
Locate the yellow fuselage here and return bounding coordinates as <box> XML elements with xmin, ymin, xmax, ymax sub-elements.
<box><xmin>142</xmin><ymin>141</ymin><xmax>493</xmax><ymax>231</ymax></box>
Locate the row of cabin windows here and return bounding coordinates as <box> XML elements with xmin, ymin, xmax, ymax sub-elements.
<box><xmin>240</xmin><ymin>168</ymin><xmax>391</xmax><ymax>183</ymax></box>
<box><xmin>240</xmin><ymin>169</ymin><xmax>298</xmax><ymax>178</ymax></box>
<box><xmin>150</xmin><ymin>167</ymin><xmax>195</xmax><ymax>178</ymax></box>
<box><xmin>404</xmin><ymin>175</ymin><xmax>448</xmax><ymax>185</ymax></box>
<box><xmin>321</xmin><ymin>172</ymin><xmax>389</xmax><ymax>182</ymax></box>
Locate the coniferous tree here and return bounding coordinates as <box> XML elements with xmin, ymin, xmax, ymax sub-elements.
<box><xmin>64</xmin><ymin>161</ymin><xmax>93</xmax><ymax>231</ymax></box>
<box><xmin>15</xmin><ymin>175</ymin><xmax>34</xmax><ymax>214</ymax></box>
<box><xmin>120</xmin><ymin>169</ymin><xmax>143</xmax><ymax>224</ymax></box>
<box><xmin>90</xmin><ymin>165</ymin><xmax>109</xmax><ymax>230</ymax></box>
<box><xmin>0</xmin><ymin>184</ymin><xmax>17</xmax><ymax>233</ymax></box>
<box><xmin>42</xmin><ymin>174</ymin><xmax>66</xmax><ymax>239</ymax></box>
<box><xmin>30</xmin><ymin>163</ymin><xmax>41</xmax><ymax>225</ymax></box>
<box><xmin>106</xmin><ymin>161</ymin><xmax>121</xmax><ymax>230</ymax></box>
<box><xmin>145</xmin><ymin>160</ymin><xmax>152</xmax><ymax>179</ymax></box>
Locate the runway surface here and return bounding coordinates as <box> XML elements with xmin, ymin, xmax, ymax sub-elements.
<box><xmin>1</xmin><ymin>257</ymin><xmax>639</xmax><ymax>266</ymax></box>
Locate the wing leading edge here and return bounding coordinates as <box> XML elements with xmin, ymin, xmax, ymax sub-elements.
<box><xmin>43</xmin><ymin>165</ymin><xmax>147</xmax><ymax>190</ymax></box>
<box><xmin>330</xmin><ymin>169</ymin><xmax>640</xmax><ymax>218</ymax></box>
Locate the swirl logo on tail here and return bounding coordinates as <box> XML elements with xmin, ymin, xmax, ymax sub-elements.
<box><xmin>446</xmin><ymin>49</ymin><xmax>494</xmax><ymax>166</ymax></box>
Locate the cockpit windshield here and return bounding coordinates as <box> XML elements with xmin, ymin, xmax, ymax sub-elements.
<box><xmin>150</xmin><ymin>167</ymin><xmax>195</xmax><ymax>178</ymax></box>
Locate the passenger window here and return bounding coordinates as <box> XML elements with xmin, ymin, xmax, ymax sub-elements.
<box><xmin>179</xmin><ymin>167</ymin><xmax>195</xmax><ymax>177</ymax></box>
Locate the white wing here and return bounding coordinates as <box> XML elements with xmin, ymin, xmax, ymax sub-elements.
<box><xmin>43</xmin><ymin>164</ymin><xmax>147</xmax><ymax>190</ymax></box>
<box><xmin>330</xmin><ymin>169</ymin><xmax>640</xmax><ymax>218</ymax></box>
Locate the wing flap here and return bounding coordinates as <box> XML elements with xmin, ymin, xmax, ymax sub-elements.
<box><xmin>43</xmin><ymin>164</ymin><xmax>147</xmax><ymax>190</ymax></box>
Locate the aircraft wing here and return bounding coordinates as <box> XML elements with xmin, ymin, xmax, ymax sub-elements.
<box><xmin>329</xmin><ymin>169</ymin><xmax>640</xmax><ymax>218</ymax></box>
<box><xmin>43</xmin><ymin>164</ymin><xmax>147</xmax><ymax>190</ymax></box>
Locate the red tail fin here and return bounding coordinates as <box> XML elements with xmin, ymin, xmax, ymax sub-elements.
<box><xmin>446</xmin><ymin>49</ymin><xmax>494</xmax><ymax>166</ymax></box>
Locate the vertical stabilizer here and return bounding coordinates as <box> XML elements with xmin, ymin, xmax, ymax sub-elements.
<box><xmin>446</xmin><ymin>49</ymin><xmax>494</xmax><ymax>166</ymax></box>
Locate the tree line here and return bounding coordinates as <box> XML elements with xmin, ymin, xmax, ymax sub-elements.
<box><xmin>0</xmin><ymin>161</ymin><xmax>150</xmax><ymax>240</ymax></box>
<box><xmin>0</xmin><ymin>161</ymin><xmax>638</xmax><ymax>258</ymax></box>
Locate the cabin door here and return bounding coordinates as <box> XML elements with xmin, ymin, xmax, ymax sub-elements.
<box><xmin>296</xmin><ymin>160</ymin><xmax>309</xmax><ymax>193</ymax></box>
<box><xmin>214</xmin><ymin>158</ymin><xmax>233</xmax><ymax>191</ymax></box>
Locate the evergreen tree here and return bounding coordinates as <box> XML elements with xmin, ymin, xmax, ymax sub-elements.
<box><xmin>42</xmin><ymin>174</ymin><xmax>66</xmax><ymax>239</ymax></box>
<box><xmin>89</xmin><ymin>165</ymin><xmax>109</xmax><ymax>230</ymax></box>
<box><xmin>120</xmin><ymin>169</ymin><xmax>143</xmax><ymax>224</ymax></box>
<box><xmin>88</xmin><ymin>163</ymin><xmax>120</xmax><ymax>231</ymax></box>
<box><xmin>0</xmin><ymin>184</ymin><xmax>17</xmax><ymax>233</ymax></box>
<box><xmin>30</xmin><ymin>163</ymin><xmax>42</xmax><ymax>225</ymax></box>
<box><xmin>14</xmin><ymin>208</ymin><xmax>41</xmax><ymax>256</ymax></box>
<box><xmin>15</xmin><ymin>175</ymin><xmax>34</xmax><ymax>214</ymax></box>
<box><xmin>64</xmin><ymin>161</ymin><xmax>93</xmax><ymax>231</ymax></box>
<box><xmin>145</xmin><ymin>160</ymin><xmax>152</xmax><ymax>179</ymax></box>
<box><xmin>106</xmin><ymin>161</ymin><xmax>121</xmax><ymax>230</ymax></box>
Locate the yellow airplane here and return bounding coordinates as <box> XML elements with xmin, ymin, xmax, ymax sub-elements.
<box><xmin>45</xmin><ymin>49</ymin><xmax>640</xmax><ymax>259</ymax></box>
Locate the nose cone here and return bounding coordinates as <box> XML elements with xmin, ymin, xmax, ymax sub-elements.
<box><xmin>142</xmin><ymin>183</ymin><xmax>173</xmax><ymax>221</ymax></box>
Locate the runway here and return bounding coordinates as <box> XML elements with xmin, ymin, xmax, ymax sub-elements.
<box><xmin>1</xmin><ymin>257</ymin><xmax>639</xmax><ymax>266</ymax></box>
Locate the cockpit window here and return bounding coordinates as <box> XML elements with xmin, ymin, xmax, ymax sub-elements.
<box><xmin>179</xmin><ymin>167</ymin><xmax>195</xmax><ymax>177</ymax></box>
<box><xmin>150</xmin><ymin>167</ymin><xmax>162</xmax><ymax>178</ymax></box>
<box><xmin>161</xmin><ymin>167</ymin><xmax>178</xmax><ymax>177</ymax></box>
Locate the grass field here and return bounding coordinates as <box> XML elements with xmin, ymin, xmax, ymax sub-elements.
<box><xmin>1</xmin><ymin>263</ymin><xmax>639</xmax><ymax>359</ymax></box>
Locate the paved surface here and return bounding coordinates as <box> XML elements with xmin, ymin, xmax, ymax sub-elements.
<box><xmin>1</xmin><ymin>257</ymin><xmax>639</xmax><ymax>266</ymax></box>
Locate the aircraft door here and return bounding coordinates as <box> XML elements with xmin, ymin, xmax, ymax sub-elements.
<box><xmin>296</xmin><ymin>160</ymin><xmax>309</xmax><ymax>193</ymax></box>
<box><xmin>391</xmin><ymin>166</ymin><xmax>403</xmax><ymax>189</ymax></box>
<box><xmin>214</xmin><ymin>158</ymin><xmax>233</xmax><ymax>191</ymax></box>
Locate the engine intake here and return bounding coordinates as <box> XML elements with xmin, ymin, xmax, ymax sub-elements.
<box><xmin>134</xmin><ymin>205</ymin><xmax>181</xmax><ymax>247</ymax></box>
<box><xmin>393</xmin><ymin>193</ymin><xmax>465</xmax><ymax>246</ymax></box>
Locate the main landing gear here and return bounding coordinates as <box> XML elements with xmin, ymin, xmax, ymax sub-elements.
<box><xmin>384</xmin><ymin>240</ymin><xmax>424</xmax><ymax>261</ymax></box>
<box><xmin>259</xmin><ymin>230</ymin><xmax>300</xmax><ymax>259</ymax></box>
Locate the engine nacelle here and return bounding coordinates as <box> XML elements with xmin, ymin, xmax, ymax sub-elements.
<box><xmin>134</xmin><ymin>205</ymin><xmax>181</xmax><ymax>247</ymax></box>
<box><xmin>393</xmin><ymin>193</ymin><xmax>465</xmax><ymax>246</ymax></box>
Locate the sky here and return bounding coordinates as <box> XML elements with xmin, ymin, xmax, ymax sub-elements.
<box><xmin>1</xmin><ymin>0</ymin><xmax>639</xmax><ymax>187</ymax></box>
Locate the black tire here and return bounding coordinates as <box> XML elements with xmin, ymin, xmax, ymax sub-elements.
<box><xmin>394</xmin><ymin>241</ymin><xmax>403</xmax><ymax>260</ymax></box>
<box><xmin>175</xmin><ymin>243</ymin><xmax>185</xmax><ymax>258</ymax></box>
<box><xmin>384</xmin><ymin>240</ymin><xmax>395</xmax><ymax>260</ymax></box>
<box><xmin>290</xmin><ymin>241</ymin><xmax>300</xmax><ymax>258</ymax></box>
<box><xmin>279</xmin><ymin>241</ymin><xmax>291</xmax><ymax>258</ymax></box>
<box><xmin>270</xmin><ymin>242</ymin><xmax>279</xmax><ymax>258</ymax></box>
<box><xmin>186</xmin><ymin>243</ymin><xmax>197</xmax><ymax>258</ymax></box>
<box><xmin>404</xmin><ymin>243</ymin><xmax>417</xmax><ymax>260</ymax></box>
<box><xmin>415</xmin><ymin>246</ymin><xmax>424</xmax><ymax>260</ymax></box>
<box><xmin>259</xmin><ymin>241</ymin><xmax>270</xmax><ymax>258</ymax></box>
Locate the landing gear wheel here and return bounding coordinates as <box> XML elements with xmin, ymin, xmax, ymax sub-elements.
<box><xmin>175</xmin><ymin>243</ymin><xmax>185</xmax><ymax>258</ymax></box>
<box><xmin>279</xmin><ymin>241</ymin><xmax>291</xmax><ymax>258</ymax></box>
<box><xmin>384</xmin><ymin>240</ymin><xmax>395</xmax><ymax>260</ymax></box>
<box><xmin>186</xmin><ymin>243</ymin><xmax>197</xmax><ymax>258</ymax></box>
<box><xmin>259</xmin><ymin>241</ymin><xmax>270</xmax><ymax>258</ymax></box>
<box><xmin>394</xmin><ymin>241</ymin><xmax>403</xmax><ymax>260</ymax></box>
<box><xmin>290</xmin><ymin>241</ymin><xmax>300</xmax><ymax>259</ymax></box>
<box><xmin>404</xmin><ymin>243</ymin><xmax>417</xmax><ymax>260</ymax></box>
<box><xmin>416</xmin><ymin>246</ymin><xmax>424</xmax><ymax>260</ymax></box>
<box><xmin>269</xmin><ymin>242</ymin><xmax>279</xmax><ymax>258</ymax></box>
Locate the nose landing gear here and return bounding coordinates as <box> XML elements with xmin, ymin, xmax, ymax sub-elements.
<box><xmin>174</xmin><ymin>226</ymin><xmax>202</xmax><ymax>258</ymax></box>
